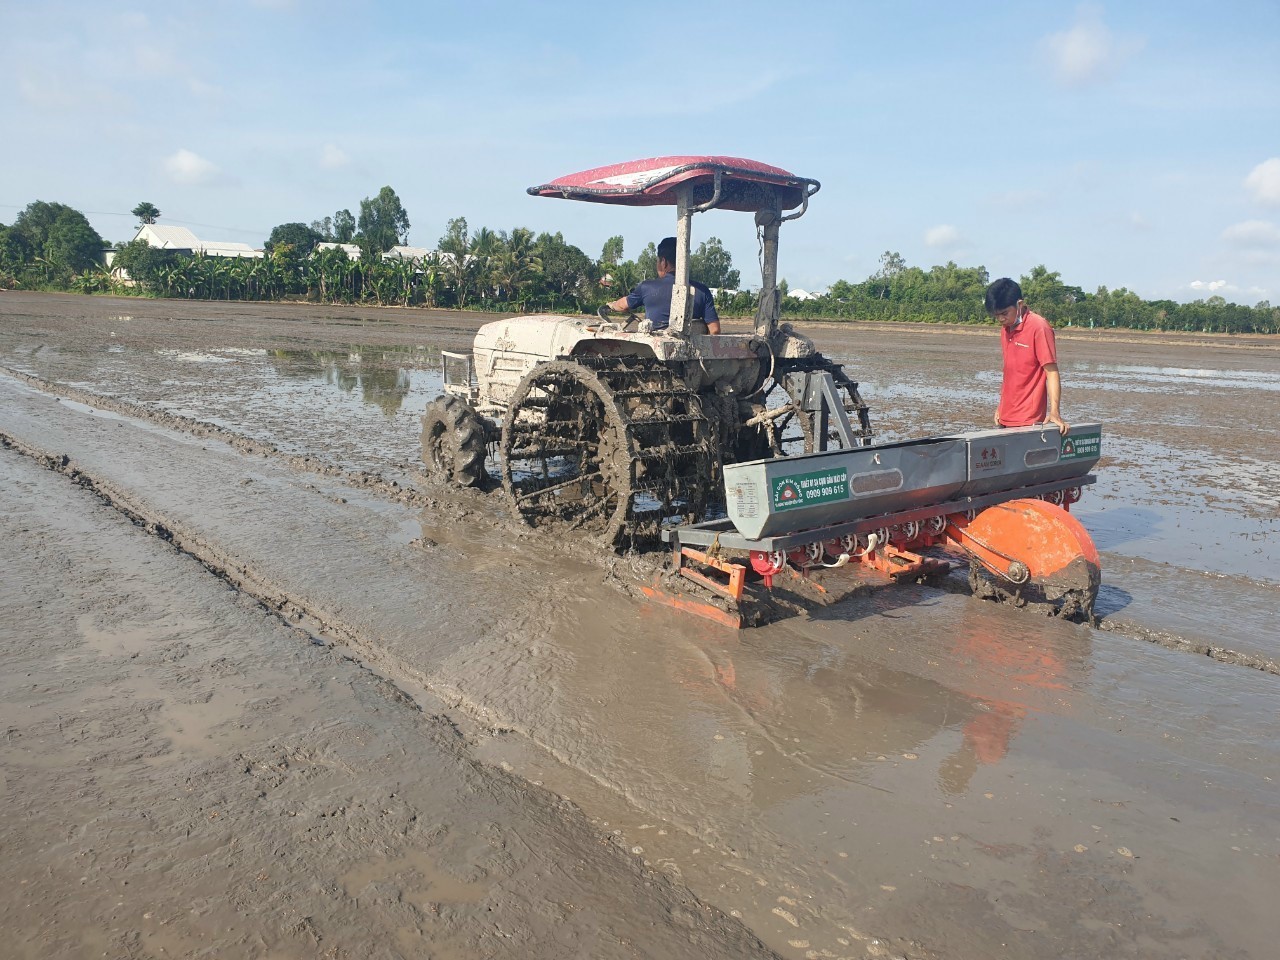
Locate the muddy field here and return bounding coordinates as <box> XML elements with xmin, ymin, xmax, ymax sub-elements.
<box><xmin>2</xmin><ymin>291</ymin><xmax>1278</xmax><ymax>960</ymax></box>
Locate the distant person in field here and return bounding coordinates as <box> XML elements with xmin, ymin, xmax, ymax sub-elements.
<box><xmin>606</xmin><ymin>236</ymin><xmax>720</xmax><ymax>334</ymax></box>
<box><xmin>985</xmin><ymin>277</ymin><xmax>1068</xmax><ymax>434</ymax></box>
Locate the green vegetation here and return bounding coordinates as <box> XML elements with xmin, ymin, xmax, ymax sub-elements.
<box><xmin>265</xmin><ymin>222</ymin><xmax>324</xmax><ymax>256</ymax></box>
<box><xmin>1</xmin><ymin>197</ymin><xmax>1275</xmax><ymax>335</ymax></box>
<box><xmin>102</xmin><ymin>224</ymin><xmax>593</xmax><ymax>310</ymax></box>
<box><xmin>0</xmin><ymin>201</ymin><xmax>108</xmax><ymax>289</ymax></box>
<box><xmin>311</xmin><ymin>209</ymin><xmax>356</xmax><ymax>244</ymax></box>
<box><xmin>356</xmin><ymin>186</ymin><xmax>411</xmax><ymax>259</ymax></box>
<box><xmin>131</xmin><ymin>201</ymin><xmax>160</xmax><ymax>226</ymax></box>
<box><xmin>778</xmin><ymin>252</ymin><xmax>1278</xmax><ymax>334</ymax></box>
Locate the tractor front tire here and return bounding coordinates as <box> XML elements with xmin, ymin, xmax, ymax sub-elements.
<box><xmin>421</xmin><ymin>395</ymin><xmax>488</xmax><ymax>487</ymax></box>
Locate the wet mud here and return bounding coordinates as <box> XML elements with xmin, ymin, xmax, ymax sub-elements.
<box><xmin>2</xmin><ymin>292</ymin><xmax>1279</xmax><ymax>959</ymax></box>
<box><xmin>0</xmin><ymin>448</ymin><xmax>773</xmax><ymax>960</ymax></box>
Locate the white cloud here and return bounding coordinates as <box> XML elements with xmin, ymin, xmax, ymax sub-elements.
<box><xmin>1189</xmin><ymin>280</ymin><xmax>1228</xmax><ymax>291</ymax></box>
<box><xmin>163</xmin><ymin>148</ymin><xmax>219</xmax><ymax>185</ymax></box>
<box><xmin>187</xmin><ymin>78</ymin><xmax>224</xmax><ymax>99</ymax></box>
<box><xmin>320</xmin><ymin>144</ymin><xmax>350</xmax><ymax>170</ymax></box>
<box><xmin>1245</xmin><ymin>158</ymin><xmax>1280</xmax><ymax>206</ymax></box>
<box><xmin>924</xmin><ymin>224</ymin><xmax>961</xmax><ymax>248</ymax></box>
<box><xmin>1221</xmin><ymin>220</ymin><xmax>1280</xmax><ymax>248</ymax></box>
<box><xmin>18</xmin><ymin>68</ymin><xmax>128</xmax><ymax>112</ymax></box>
<box><xmin>18</xmin><ymin>74</ymin><xmax>78</xmax><ymax>110</ymax></box>
<box><xmin>986</xmin><ymin>188</ymin><xmax>1048</xmax><ymax>209</ymax></box>
<box><xmin>1043</xmin><ymin>5</ymin><xmax>1143</xmax><ymax>86</ymax></box>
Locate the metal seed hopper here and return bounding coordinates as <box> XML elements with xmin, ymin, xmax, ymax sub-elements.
<box><xmin>657</xmin><ymin>424</ymin><xmax>1103</xmax><ymax>627</ymax></box>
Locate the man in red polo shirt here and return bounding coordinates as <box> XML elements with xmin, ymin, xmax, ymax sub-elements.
<box><xmin>984</xmin><ymin>277</ymin><xmax>1068</xmax><ymax>434</ymax></box>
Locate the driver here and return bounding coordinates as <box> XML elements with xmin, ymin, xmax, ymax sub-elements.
<box><xmin>606</xmin><ymin>236</ymin><xmax>720</xmax><ymax>334</ymax></box>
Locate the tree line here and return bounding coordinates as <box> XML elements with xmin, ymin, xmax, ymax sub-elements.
<box><xmin>779</xmin><ymin>252</ymin><xmax>1278</xmax><ymax>335</ymax></box>
<box><xmin>99</xmin><ymin>218</ymin><xmax>741</xmax><ymax>313</ymax></box>
<box><xmin>2</xmin><ymin>196</ymin><xmax>1276</xmax><ymax>335</ymax></box>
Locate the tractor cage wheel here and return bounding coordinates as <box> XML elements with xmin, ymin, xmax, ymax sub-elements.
<box><xmin>499</xmin><ymin>356</ymin><xmax>716</xmax><ymax>547</ymax></box>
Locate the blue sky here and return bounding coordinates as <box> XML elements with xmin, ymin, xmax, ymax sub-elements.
<box><xmin>2</xmin><ymin>1</ymin><xmax>1278</xmax><ymax>304</ymax></box>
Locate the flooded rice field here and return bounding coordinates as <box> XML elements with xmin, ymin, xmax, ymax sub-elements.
<box><xmin>2</xmin><ymin>292</ymin><xmax>1278</xmax><ymax>960</ymax></box>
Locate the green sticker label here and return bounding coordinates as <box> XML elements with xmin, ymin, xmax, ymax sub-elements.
<box><xmin>1061</xmin><ymin>432</ymin><xmax>1101</xmax><ymax>460</ymax></box>
<box><xmin>772</xmin><ymin>467</ymin><xmax>850</xmax><ymax>510</ymax></box>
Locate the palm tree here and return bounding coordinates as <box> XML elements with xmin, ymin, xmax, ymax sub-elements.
<box><xmin>492</xmin><ymin>227</ymin><xmax>542</xmax><ymax>310</ymax></box>
<box><xmin>469</xmin><ymin>227</ymin><xmax>500</xmax><ymax>305</ymax></box>
<box><xmin>188</xmin><ymin>252</ymin><xmax>211</xmax><ymax>298</ymax></box>
<box><xmin>368</xmin><ymin>260</ymin><xmax>399</xmax><ymax>306</ymax></box>
<box><xmin>131</xmin><ymin>202</ymin><xmax>160</xmax><ymax>226</ymax></box>
<box><xmin>608</xmin><ymin>260</ymin><xmax>640</xmax><ymax>301</ymax></box>
<box><xmin>71</xmin><ymin>265</ymin><xmax>115</xmax><ymax>294</ymax></box>
<box><xmin>173</xmin><ymin>257</ymin><xmax>197</xmax><ymax>298</ymax></box>
<box><xmin>392</xmin><ymin>257</ymin><xmax>416</xmax><ymax>305</ymax></box>
<box><xmin>34</xmin><ymin>252</ymin><xmax>68</xmax><ymax>287</ymax></box>
<box><xmin>214</xmin><ymin>257</ymin><xmax>234</xmax><ymax>300</ymax></box>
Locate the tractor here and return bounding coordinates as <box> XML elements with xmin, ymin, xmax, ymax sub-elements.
<box><xmin>421</xmin><ymin>156</ymin><xmax>873</xmax><ymax>544</ymax></box>
<box><xmin>420</xmin><ymin>156</ymin><xmax>1102</xmax><ymax>624</ymax></box>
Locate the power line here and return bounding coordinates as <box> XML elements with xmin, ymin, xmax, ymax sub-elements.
<box><xmin>152</xmin><ymin>216</ymin><xmax>267</xmax><ymax>237</ymax></box>
<box><xmin>1</xmin><ymin>202</ymin><xmax>267</xmax><ymax>236</ymax></box>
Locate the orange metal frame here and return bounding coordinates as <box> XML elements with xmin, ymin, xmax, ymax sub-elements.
<box><xmin>643</xmin><ymin>496</ymin><xmax>1098</xmax><ymax>630</ymax></box>
<box><xmin>676</xmin><ymin>547</ymin><xmax>746</xmax><ymax>601</ymax></box>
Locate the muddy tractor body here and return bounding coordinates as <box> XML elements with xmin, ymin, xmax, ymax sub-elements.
<box><xmin>422</xmin><ymin>156</ymin><xmax>1102</xmax><ymax>624</ymax></box>
<box><xmin>423</xmin><ymin>157</ymin><xmax>873</xmax><ymax>544</ymax></box>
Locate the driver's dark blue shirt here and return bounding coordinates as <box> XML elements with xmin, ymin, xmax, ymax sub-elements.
<box><xmin>625</xmin><ymin>275</ymin><xmax>718</xmax><ymax>331</ymax></box>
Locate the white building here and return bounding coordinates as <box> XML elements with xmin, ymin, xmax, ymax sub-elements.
<box><xmin>132</xmin><ymin>224</ymin><xmax>263</xmax><ymax>259</ymax></box>
<box><xmin>383</xmin><ymin>245</ymin><xmax>433</xmax><ymax>262</ymax></box>
<box><xmin>314</xmin><ymin>241</ymin><xmax>363</xmax><ymax>259</ymax></box>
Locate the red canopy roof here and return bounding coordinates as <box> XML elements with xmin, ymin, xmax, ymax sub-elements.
<box><xmin>528</xmin><ymin>155</ymin><xmax>819</xmax><ymax>212</ymax></box>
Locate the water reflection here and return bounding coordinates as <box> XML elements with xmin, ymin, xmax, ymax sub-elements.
<box><xmin>267</xmin><ymin>347</ymin><xmax>441</xmax><ymax>417</ymax></box>
<box><xmin>676</xmin><ymin>599</ymin><xmax>1093</xmax><ymax>806</ymax></box>
<box><xmin>132</xmin><ymin>343</ymin><xmax>449</xmax><ymax>470</ymax></box>
<box><xmin>937</xmin><ymin>618</ymin><xmax>1082</xmax><ymax>795</ymax></box>
<box><xmin>1082</xmin><ymin>363</ymin><xmax>1280</xmax><ymax>390</ymax></box>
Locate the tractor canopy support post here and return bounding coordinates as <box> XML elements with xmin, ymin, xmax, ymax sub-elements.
<box><xmin>754</xmin><ymin>201</ymin><xmax>782</xmax><ymax>338</ymax></box>
<box><xmin>669</xmin><ymin>187</ymin><xmax>694</xmax><ymax>336</ymax></box>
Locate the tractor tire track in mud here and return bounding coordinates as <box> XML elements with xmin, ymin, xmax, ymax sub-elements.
<box><xmin>0</xmin><ymin>441</ymin><xmax>782</xmax><ymax>960</ymax></box>
<box><xmin>0</xmin><ymin>382</ymin><xmax>736</xmax><ymax>844</ymax></box>
<box><xmin>2</xmin><ymin>429</ymin><xmax>378</xmax><ymax>662</ymax></box>
<box><xmin>5</xmin><ymin>365</ymin><xmax>1275</xmax><ymax>677</ymax></box>
<box><xmin>1</xmin><ymin>384</ymin><xmax>915</xmax><ymax>958</ymax></box>
<box><xmin>0</xmin><ymin>363</ymin><xmax>429</xmax><ymax>508</ymax></box>
<box><xmin>0</xmin><ymin>421</ymin><xmax>620</xmax><ymax>753</ymax></box>
<box><xmin>1098</xmin><ymin>615</ymin><xmax>1279</xmax><ymax>675</ymax></box>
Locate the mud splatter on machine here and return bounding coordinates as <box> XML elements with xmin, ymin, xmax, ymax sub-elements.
<box><xmin>421</xmin><ymin>157</ymin><xmax>1100</xmax><ymax>625</ymax></box>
